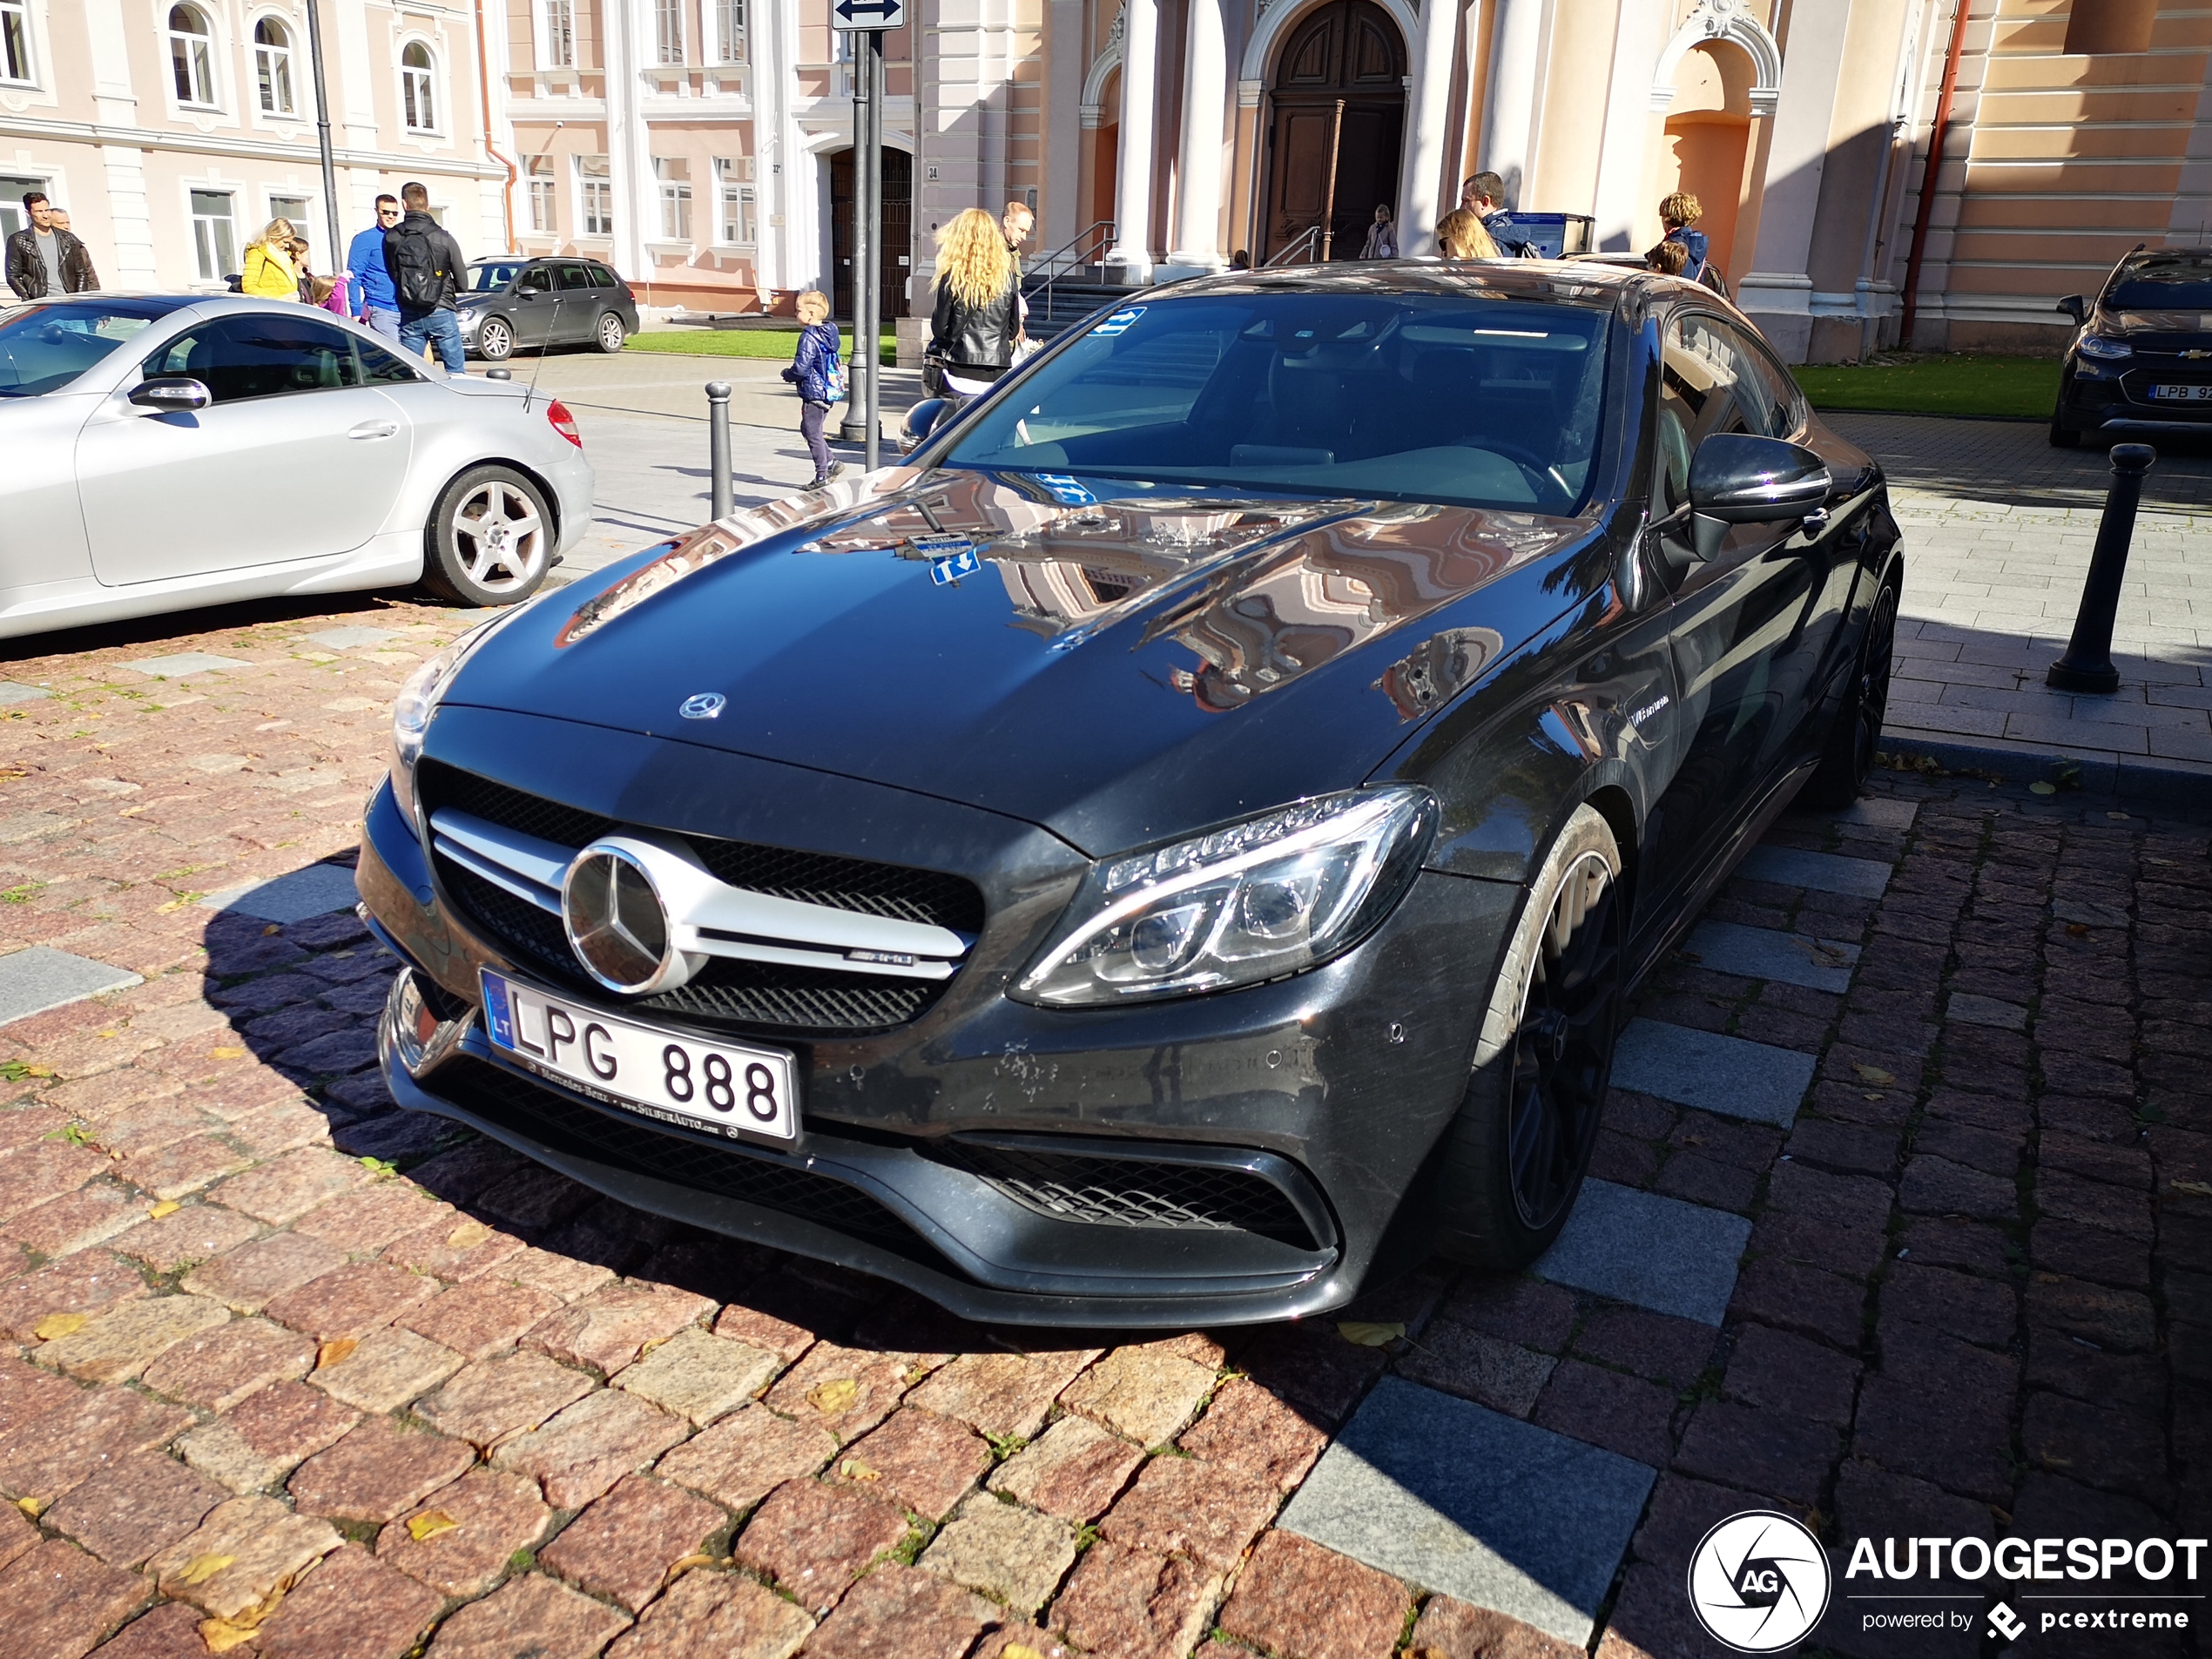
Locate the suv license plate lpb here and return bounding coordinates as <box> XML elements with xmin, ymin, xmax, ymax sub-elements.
<box><xmin>479</xmin><ymin>969</ymin><xmax>799</xmax><ymax>1147</ymax></box>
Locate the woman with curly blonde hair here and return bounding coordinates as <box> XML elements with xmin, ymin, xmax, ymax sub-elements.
<box><xmin>927</xmin><ymin>206</ymin><xmax>1022</xmax><ymax>407</ymax></box>
<box><xmin>1435</xmin><ymin>208</ymin><xmax>1500</xmax><ymax>261</ymax></box>
<box><xmin>240</xmin><ymin>217</ymin><xmax>304</xmax><ymax>300</ymax></box>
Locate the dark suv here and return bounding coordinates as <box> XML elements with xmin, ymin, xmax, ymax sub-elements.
<box><xmin>458</xmin><ymin>257</ymin><xmax>639</xmax><ymax>361</ymax></box>
<box><xmin>2050</xmin><ymin>246</ymin><xmax>2212</xmax><ymax>446</ymax></box>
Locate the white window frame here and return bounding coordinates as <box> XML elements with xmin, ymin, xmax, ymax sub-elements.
<box><xmin>654</xmin><ymin>0</ymin><xmax>684</xmax><ymax>65</ymax></box>
<box><xmin>577</xmin><ymin>154</ymin><xmax>612</xmax><ymax>237</ymax></box>
<box><xmin>190</xmin><ymin>186</ymin><xmax>238</xmax><ymax>282</ymax></box>
<box><xmin>167</xmin><ymin>3</ymin><xmax>219</xmax><ymax>110</ymax></box>
<box><xmin>0</xmin><ymin>0</ymin><xmax>36</xmax><ymax>86</ymax></box>
<box><xmin>399</xmin><ymin>39</ymin><xmax>437</xmax><ymax>134</ymax></box>
<box><xmin>252</xmin><ymin>16</ymin><xmax>294</xmax><ymax>115</ymax></box>
<box><xmin>267</xmin><ymin>191</ymin><xmax>311</xmax><ymax>233</ymax></box>
<box><xmin>537</xmin><ymin>0</ymin><xmax>574</xmax><ymax>70</ymax></box>
<box><xmin>526</xmin><ymin>156</ymin><xmax>556</xmax><ymax>233</ymax></box>
<box><xmin>711</xmin><ymin>0</ymin><xmax>744</xmax><ymax>64</ymax></box>
<box><xmin>714</xmin><ymin>158</ymin><xmax>753</xmax><ymax>246</ymax></box>
<box><xmin>656</xmin><ymin>158</ymin><xmax>691</xmax><ymax>242</ymax></box>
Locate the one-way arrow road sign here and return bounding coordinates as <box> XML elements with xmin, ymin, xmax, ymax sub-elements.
<box><xmin>832</xmin><ymin>0</ymin><xmax>900</xmax><ymax>27</ymax></box>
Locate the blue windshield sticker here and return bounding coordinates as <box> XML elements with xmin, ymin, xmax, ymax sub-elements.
<box><xmin>905</xmin><ymin>532</ymin><xmax>974</xmax><ymax>560</ymax></box>
<box><xmin>1090</xmin><ymin>306</ymin><xmax>1146</xmax><ymax>337</ymax></box>
<box><xmin>930</xmin><ymin>547</ymin><xmax>981</xmax><ymax>585</ymax></box>
<box><xmin>1035</xmin><ymin>474</ymin><xmax>1097</xmax><ymax>506</ymax></box>
<box><xmin>480</xmin><ymin>971</ymin><xmax>515</xmax><ymax>1049</ymax></box>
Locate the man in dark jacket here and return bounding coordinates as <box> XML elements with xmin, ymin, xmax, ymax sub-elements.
<box><xmin>6</xmin><ymin>192</ymin><xmax>99</xmax><ymax>300</ymax></box>
<box><xmin>384</xmin><ymin>181</ymin><xmax>469</xmax><ymax>371</ymax></box>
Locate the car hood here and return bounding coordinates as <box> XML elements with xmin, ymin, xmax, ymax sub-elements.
<box><xmin>443</xmin><ymin>469</ymin><xmax>1599</xmax><ymax>855</ymax></box>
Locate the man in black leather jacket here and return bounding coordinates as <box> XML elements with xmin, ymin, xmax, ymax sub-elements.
<box><xmin>6</xmin><ymin>192</ymin><xmax>100</xmax><ymax>300</ymax></box>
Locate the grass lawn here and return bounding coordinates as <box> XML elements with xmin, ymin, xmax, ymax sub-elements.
<box><xmin>1792</xmin><ymin>353</ymin><xmax>2062</xmax><ymax>421</ymax></box>
<box><xmin>629</xmin><ymin>327</ymin><xmax>898</xmax><ymax>365</ymax></box>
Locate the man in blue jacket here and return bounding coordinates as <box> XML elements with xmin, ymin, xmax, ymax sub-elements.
<box><xmin>347</xmin><ymin>194</ymin><xmax>403</xmax><ymax>341</ymax></box>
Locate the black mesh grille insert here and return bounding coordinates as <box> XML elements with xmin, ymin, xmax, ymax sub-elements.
<box><xmin>440</xmin><ymin>1057</ymin><xmax>941</xmax><ymax>1257</ymax></box>
<box><xmin>419</xmin><ymin>763</ymin><xmax>982</xmax><ymax>1036</ymax></box>
<box><xmin>929</xmin><ymin>1143</ymin><xmax>1320</xmax><ymax>1251</ymax></box>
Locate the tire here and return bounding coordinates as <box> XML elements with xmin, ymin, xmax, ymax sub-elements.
<box><xmin>593</xmin><ymin>312</ymin><xmax>626</xmax><ymax>354</ymax></box>
<box><xmin>476</xmin><ymin>315</ymin><xmax>514</xmax><ymax>362</ymax></box>
<box><xmin>2048</xmin><ymin>415</ymin><xmax>2080</xmax><ymax>448</ymax></box>
<box><xmin>1802</xmin><ymin>576</ymin><xmax>1898</xmax><ymax>809</ymax></box>
<box><xmin>421</xmin><ymin>464</ymin><xmax>553</xmax><ymax>607</ymax></box>
<box><xmin>1432</xmin><ymin>803</ymin><xmax>1624</xmax><ymax>1271</ymax></box>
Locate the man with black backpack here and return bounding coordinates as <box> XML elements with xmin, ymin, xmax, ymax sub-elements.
<box><xmin>384</xmin><ymin>181</ymin><xmax>470</xmax><ymax>371</ymax></box>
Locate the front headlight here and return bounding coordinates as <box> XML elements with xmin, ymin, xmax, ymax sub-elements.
<box><xmin>2080</xmin><ymin>334</ymin><xmax>2132</xmax><ymax>360</ymax></box>
<box><xmin>388</xmin><ymin>607</ymin><xmax>534</xmax><ymax>822</ymax></box>
<box><xmin>1013</xmin><ymin>786</ymin><xmax>1438</xmax><ymax>1007</ymax></box>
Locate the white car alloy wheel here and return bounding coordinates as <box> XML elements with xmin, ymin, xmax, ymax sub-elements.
<box><xmin>596</xmin><ymin>313</ymin><xmax>626</xmax><ymax>353</ymax></box>
<box><xmin>477</xmin><ymin>316</ymin><xmax>513</xmax><ymax>361</ymax></box>
<box><xmin>422</xmin><ymin>464</ymin><xmax>553</xmax><ymax>607</ymax></box>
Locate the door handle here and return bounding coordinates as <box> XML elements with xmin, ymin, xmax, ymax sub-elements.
<box><xmin>349</xmin><ymin>421</ymin><xmax>400</xmax><ymax>440</ymax></box>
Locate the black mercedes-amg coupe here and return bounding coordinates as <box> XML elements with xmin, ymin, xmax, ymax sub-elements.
<box><xmin>360</xmin><ymin>262</ymin><xmax>1902</xmax><ymax>1326</ymax></box>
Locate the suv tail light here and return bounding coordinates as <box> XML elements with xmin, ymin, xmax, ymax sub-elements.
<box><xmin>547</xmin><ymin>400</ymin><xmax>583</xmax><ymax>448</ymax></box>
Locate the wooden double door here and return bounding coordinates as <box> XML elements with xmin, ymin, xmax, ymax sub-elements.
<box><xmin>1259</xmin><ymin>0</ymin><xmax>1406</xmax><ymax>264</ymax></box>
<box><xmin>830</xmin><ymin>146</ymin><xmax>913</xmax><ymax>320</ymax></box>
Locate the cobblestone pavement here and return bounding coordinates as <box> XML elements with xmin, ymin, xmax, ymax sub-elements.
<box><xmin>1824</xmin><ymin>415</ymin><xmax>2212</xmax><ymax>796</ymax></box>
<box><xmin>0</xmin><ymin>597</ymin><xmax>2206</xmax><ymax>1659</ymax></box>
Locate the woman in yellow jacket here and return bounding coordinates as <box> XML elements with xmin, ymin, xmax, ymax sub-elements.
<box><xmin>239</xmin><ymin>219</ymin><xmax>303</xmax><ymax>301</ymax></box>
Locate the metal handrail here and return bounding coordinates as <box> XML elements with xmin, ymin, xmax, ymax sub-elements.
<box><xmin>1023</xmin><ymin>219</ymin><xmax>1117</xmax><ymax>325</ymax></box>
<box><xmin>1264</xmin><ymin>226</ymin><xmax>1323</xmax><ymax>267</ymax></box>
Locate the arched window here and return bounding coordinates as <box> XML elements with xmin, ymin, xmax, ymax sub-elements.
<box><xmin>168</xmin><ymin>4</ymin><xmax>216</xmax><ymax>107</ymax></box>
<box><xmin>253</xmin><ymin>18</ymin><xmax>293</xmax><ymax>115</ymax></box>
<box><xmin>401</xmin><ymin>41</ymin><xmax>435</xmax><ymax>132</ymax></box>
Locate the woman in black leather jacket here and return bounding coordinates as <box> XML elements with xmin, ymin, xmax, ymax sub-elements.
<box><xmin>927</xmin><ymin>208</ymin><xmax>1021</xmax><ymax>408</ymax></box>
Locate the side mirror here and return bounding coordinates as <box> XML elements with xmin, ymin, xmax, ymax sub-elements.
<box><xmin>515</xmin><ymin>280</ymin><xmax>543</xmax><ymax>297</ymax></box>
<box><xmin>1686</xmin><ymin>433</ymin><xmax>1831</xmax><ymax>562</ymax></box>
<box><xmin>2057</xmin><ymin>294</ymin><xmax>2087</xmax><ymax>325</ymax></box>
<box><xmin>128</xmin><ymin>376</ymin><xmax>211</xmax><ymax>413</ymax></box>
<box><xmin>903</xmin><ymin>397</ymin><xmax>948</xmax><ymax>443</ymax></box>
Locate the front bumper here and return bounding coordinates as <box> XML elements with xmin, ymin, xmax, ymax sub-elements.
<box><xmin>358</xmin><ymin>758</ymin><xmax>1520</xmax><ymax>1325</ymax></box>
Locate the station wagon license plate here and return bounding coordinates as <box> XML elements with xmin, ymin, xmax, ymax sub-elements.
<box><xmin>479</xmin><ymin>969</ymin><xmax>799</xmax><ymax>1147</ymax></box>
<box><xmin>2150</xmin><ymin>383</ymin><xmax>2212</xmax><ymax>401</ymax></box>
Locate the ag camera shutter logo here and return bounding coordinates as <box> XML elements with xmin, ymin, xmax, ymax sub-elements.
<box><xmin>1688</xmin><ymin>1510</ymin><xmax>1831</xmax><ymax>1652</ymax></box>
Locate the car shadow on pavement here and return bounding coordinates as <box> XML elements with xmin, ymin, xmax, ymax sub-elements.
<box><xmin>0</xmin><ymin>591</ymin><xmax>462</xmax><ymax>668</ymax></box>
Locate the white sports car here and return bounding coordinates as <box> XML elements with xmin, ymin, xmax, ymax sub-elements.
<box><xmin>0</xmin><ymin>293</ymin><xmax>596</xmax><ymax>638</ymax></box>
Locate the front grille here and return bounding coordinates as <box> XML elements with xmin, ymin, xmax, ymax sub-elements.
<box><xmin>442</xmin><ymin>1057</ymin><xmax>941</xmax><ymax>1258</ymax></box>
<box><xmin>929</xmin><ymin>1142</ymin><xmax>1322</xmax><ymax>1251</ymax></box>
<box><xmin>420</xmin><ymin>763</ymin><xmax>984</xmax><ymax>1036</ymax></box>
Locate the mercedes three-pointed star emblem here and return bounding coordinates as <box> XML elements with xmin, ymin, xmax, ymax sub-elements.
<box><xmin>562</xmin><ymin>845</ymin><xmax>678</xmax><ymax>993</ymax></box>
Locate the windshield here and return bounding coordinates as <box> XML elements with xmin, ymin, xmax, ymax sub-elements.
<box><xmin>941</xmin><ymin>292</ymin><xmax>1612</xmax><ymax>515</ymax></box>
<box><xmin>0</xmin><ymin>301</ymin><xmax>170</xmax><ymax>396</ymax></box>
<box><xmin>470</xmin><ymin>261</ymin><xmax>527</xmax><ymax>292</ymax></box>
<box><xmin>2107</xmin><ymin>253</ymin><xmax>2212</xmax><ymax>313</ymax></box>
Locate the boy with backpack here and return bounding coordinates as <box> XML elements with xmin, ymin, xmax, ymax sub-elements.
<box><xmin>780</xmin><ymin>289</ymin><xmax>847</xmax><ymax>490</ymax></box>
<box><xmin>384</xmin><ymin>181</ymin><xmax>470</xmax><ymax>371</ymax></box>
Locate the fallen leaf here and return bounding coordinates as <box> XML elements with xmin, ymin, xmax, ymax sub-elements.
<box><xmin>31</xmin><ymin>1312</ymin><xmax>88</xmax><ymax>1341</ymax></box>
<box><xmin>2173</xmin><ymin>1180</ymin><xmax>2212</xmax><ymax>1198</ymax></box>
<box><xmin>178</xmin><ymin>1552</ymin><xmax>238</xmax><ymax>1586</ymax></box>
<box><xmin>445</xmin><ymin>1219</ymin><xmax>494</xmax><ymax>1250</ymax></box>
<box><xmin>261</xmin><ymin>924</ymin><xmax>281</xmax><ymax>936</ymax></box>
<box><xmin>1851</xmin><ymin>1063</ymin><xmax>1895</xmax><ymax>1086</ymax></box>
<box><xmin>199</xmin><ymin>1620</ymin><xmax>256</xmax><ymax>1654</ymax></box>
<box><xmin>1003</xmin><ymin>1647</ymin><xmax>1049</xmax><ymax>1659</ymax></box>
<box><xmin>1336</xmin><ymin>1321</ymin><xmax>1405</xmax><ymax>1347</ymax></box>
<box><xmin>807</xmin><ymin>1378</ymin><xmax>860</xmax><ymax>1414</ymax></box>
<box><xmin>2065</xmin><ymin>923</ymin><xmax>2089</xmax><ymax>938</ymax></box>
<box><xmin>16</xmin><ymin>1495</ymin><xmax>43</xmax><ymax>1517</ymax></box>
<box><xmin>147</xmin><ymin>1199</ymin><xmax>180</xmax><ymax>1220</ymax></box>
<box><xmin>1864</xmin><ymin>1091</ymin><xmax>1885</xmax><ymax>1103</ymax></box>
<box><xmin>22</xmin><ymin>1064</ymin><xmax>51</xmax><ymax>1077</ymax></box>
<box><xmin>407</xmin><ymin>1510</ymin><xmax>460</xmax><ymax>1541</ymax></box>
<box><xmin>839</xmin><ymin>1458</ymin><xmax>881</xmax><ymax>1482</ymax></box>
<box><xmin>664</xmin><ymin>1554</ymin><xmax>714</xmax><ymax>1581</ymax></box>
<box><xmin>209</xmin><ymin>1047</ymin><xmax>246</xmax><ymax>1061</ymax></box>
<box><xmin>2029</xmin><ymin>781</ymin><xmax>2057</xmax><ymax>796</ymax></box>
<box><xmin>317</xmin><ymin>1338</ymin><xmax>358</xmax><ymax>1369</ymax></box>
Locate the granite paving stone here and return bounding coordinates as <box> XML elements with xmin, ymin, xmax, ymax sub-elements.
<box><xmin>1099</xmin><ymin>1451</ymin><xmax>1281</xmax><ymax>1572</ymax></box>
<box><xmin>44</xmin><ymin>1450</ymin><xmax>227</xmax><ymax>1568</ymax></box>
<box><xmin>489</xmin><ymin>1384</ymin><xmax>691</xmax><ymax>1508</ymax></box>
<box><xmin>1177</xmin><ymin>1375</ymin><xmax>1332</xmax><ymax>1491</ymax></box>
<box><xmin>381</xmin><ymin>1213</ymin><xmax>526</xmax><ymax>1282</ymax></box>
<box><xmin>377</xmin><ymin>1467</ymin><xmax>555</xmax><ymax>1598</ymax></box>
<box><xmin>178</xmin><ymin>1378</ymin><xmax>360</xmax><ymax>1494</ymax></box>
<box><xmin>538</xmin><ymin>1473</ymin><xmax>726</xmax><ymax>1613</ymax></box>
<box><xmin>731</xmin><ymin>1476</ymin><xmax>911</xmax><ymax>1612</ymax></box>
<box><xmin>921</xmin><ymin>1490</ymin><xmax>1077</xmax><ymax>1615</ymax></box>
<box><xmin>181</xmin><ymin>1231</ymin><xmax>348</xmax><ymax>1314</ymax></box>
<box><xmin>140</xmin><ymin>1314</ymin><xmax>318</xmax><ymax>1411</ymax></box>
<box><xmin>760</xmin><ymin>1341</ymin><xmax>924</xmax><ymax>1443</ymax></box>
<box><xmin>1049</xmin><ymin>1540</ymin><xmax>1221</xmax><ymax>1659</ymax></box>
<box><xmin>264</xmin><ymin>1261</ymin><xmax>440</xmax><ymax>1341</ymax></box>
<box><xmin>0</xmin><ymin>1384</ymin><xmax>193</xmax><ymax>1507</ymax></box>
<box><xmin>1535</xmin><ymin>1178</ymin><xmax>1753</xmax><ymax>1325</ymax></box>
<box><xmin>199</xmin><ymin>866</ymin><xmax>364</xmax><ymax>925</ymax></box>
<box><xmin>149</xmin><ymin>1493</ymin><xmax>342</xmax><ymax>1622</ymax></box>
<box><xmin>412</xmin><ymin>1347</ymin><xmax>595</xmax><ymax>1449</ymax></box>
<box><xmin>0</xmin><ymin>1538</ymin><xmax>152</xmax><ymax>1659</ymax></box>
<box><xmin>1058</xmin><ymin>1342</ymin><xmax>1218</xmax><ymax>1447</ymax></box>
<box><xmin>399</xmin><ymin>1278</ymin><xmax>563</xmax><ymax>1361</ymax></box>
<box><xmin>1608</xmin><ymin>1021</ymin><xmax>1816</xmax><ymax>1127</ymax></box>
<box><xmin>831</xmin><ymin>1405</ymin><xmax>992</xmax><ymax>1520</ymax></box>
<box><xmin>252</xmin><ymin>1542</ymin><xmax>447</xmax><ymax>1659</ymax></box>
<box><xmin>4</xmin><ymin>1184</ymin><xmax>142</xmax><ymax>1259</ymax></box>
<box><xmin>83</xmin><ymin>1602</ymin><xmax>212</xmax><ymax>1659</ymax></box>
<box><xmin>287</xmin><ymin>1413</ymin><xmax>477</xmax><ymax>1522</ymax></box>
<box><xmin>988</xmin><ymin>1411</ymin><xmax>1147</xmax><ymax>1521</ymax></box>
<box><xmin>1737</xmin><ymin>845</ymin><xmax>1894</xmax><ymax>897</ymax></box>
<box><xmin>523</xmin><ymin>1278</ymin><xmax>716</xmax><ymax>1375</ymax></box>
<box><xmin>656</xmin><ymin>1401</ymin><xmax>838</xmax><ymax>1512</ymax></box>
<box><xmin>0</xmin><ymin>948</ymin><xmax>143</xmax><ymax>1026</ymax></box>
<box><xmin>209</xmin><ymin>1147</ymin><xmax>374</xmax><ymax>1226</ymax></box>
<box><xmin>906</xmin><ymin>1346</ymin><xmax>1101</xmax><ymax>1441</ymax></box>
<box><xmin>604</xmin><ymin>1566</ymin><xmax>815</xmax><ymax>1659</ymax></box>
<box><xmin>1217</xmin><ymin>1528</ymin><xmax>1413</xmax><ymax>1659</ymax></box>
<box><xmin>1395</xmin><ymin>1318</ymin><xmax>1559</xmax><ymax>1415</ymax></box>
<box><xmin>32</xmin><ymin>1291</ymin><xmax>230</xmax><ymax>1384</ymax></box>
<box><xmin>305</xmin><ymin>1325</ymin><xmax>465</xmax><ymax>1413</ymax></box>
<box><xmin>802</xmin><ymin>1561</ymin><xmax>994</xmax><ymax>1659</ymax></box>
<box><xmin>422</xmin><ymin>1571</ymin><xmax>631</xmax><ymax>1659</ymax></box>
<box><xmin>1279</xmin><ymin>1376</ymin><xmax>1655</xmax><ymax>1646</ymax></box>
<box><xmin>1683</xmin><ymin>920</ymin><xmax>1860</xmax><ymax>993</ymax></box>
<box><xmin>611</xmin><ymin>1325</ymin><xmax>780</xmax><ymax>1424</ymax></box>
<box><xmin>108</xmin><ymin>1203</ymin><xmax>259</xmax><ymax>1277</ymax></box>
<box><xmin>289</xmin><ymin>1184</ymin><xmax>455</xmax><ymax>1252</ymax></box>
<box><xmin>124</xmin><ymin>652</ymin><xmax>251</xmax><ymax>678</ymax></box>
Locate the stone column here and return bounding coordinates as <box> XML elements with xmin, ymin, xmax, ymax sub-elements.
<box><xmin>1399</xmin><ymin>0</ymin><xmax>1461</xmax><ymax>255</ymax></box>
<box><xmin>1737</xmin><ymin>0</ymin><xmax>1856</xmax><ymax>364</ymax></box>
<box><xmin>1044</xmin><ymin>0</ymin><xmax>1086</xmax><ymax>252</ymax></box>
<box><xmin>1162</xmin><ymin>0</ymin><xmax>1227</xmax><ymax>274</ymax></box>
<box><xmin>1104</xmin><ymin>0</ymin><xmax>1157</xmax><ymax>282</ymax></box>
<box><xmin>1478</xmin><ymin>0</ymin><xmax>1542</xmax><ymax>206</ymax></box>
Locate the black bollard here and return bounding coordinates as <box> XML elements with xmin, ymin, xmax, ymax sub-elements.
<box><xmin>705</xmin><ymin>381</ymin><xmax>732</xmax><ymax>523</ymax></box>
<box><xmin>2047</xmin><ymin>442</ymin><xmax>2155</xmax><ymax>694</ymax></box>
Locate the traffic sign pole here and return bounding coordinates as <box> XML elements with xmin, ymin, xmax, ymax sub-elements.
<box><xmin>832</xmin><ymin>0</ymin><xmax>898</xmax><ymax>469</ymax></box>
<box><xmin>862</xmin><ymin>31</ymin><xmax>882</xmax><ymax>472</ymax></box>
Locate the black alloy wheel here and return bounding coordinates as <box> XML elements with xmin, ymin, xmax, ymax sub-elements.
<box><xmin>1505</xmin><ymin>848</ymin><xmax>1622</xmax><ymax>1231</ymax></box>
